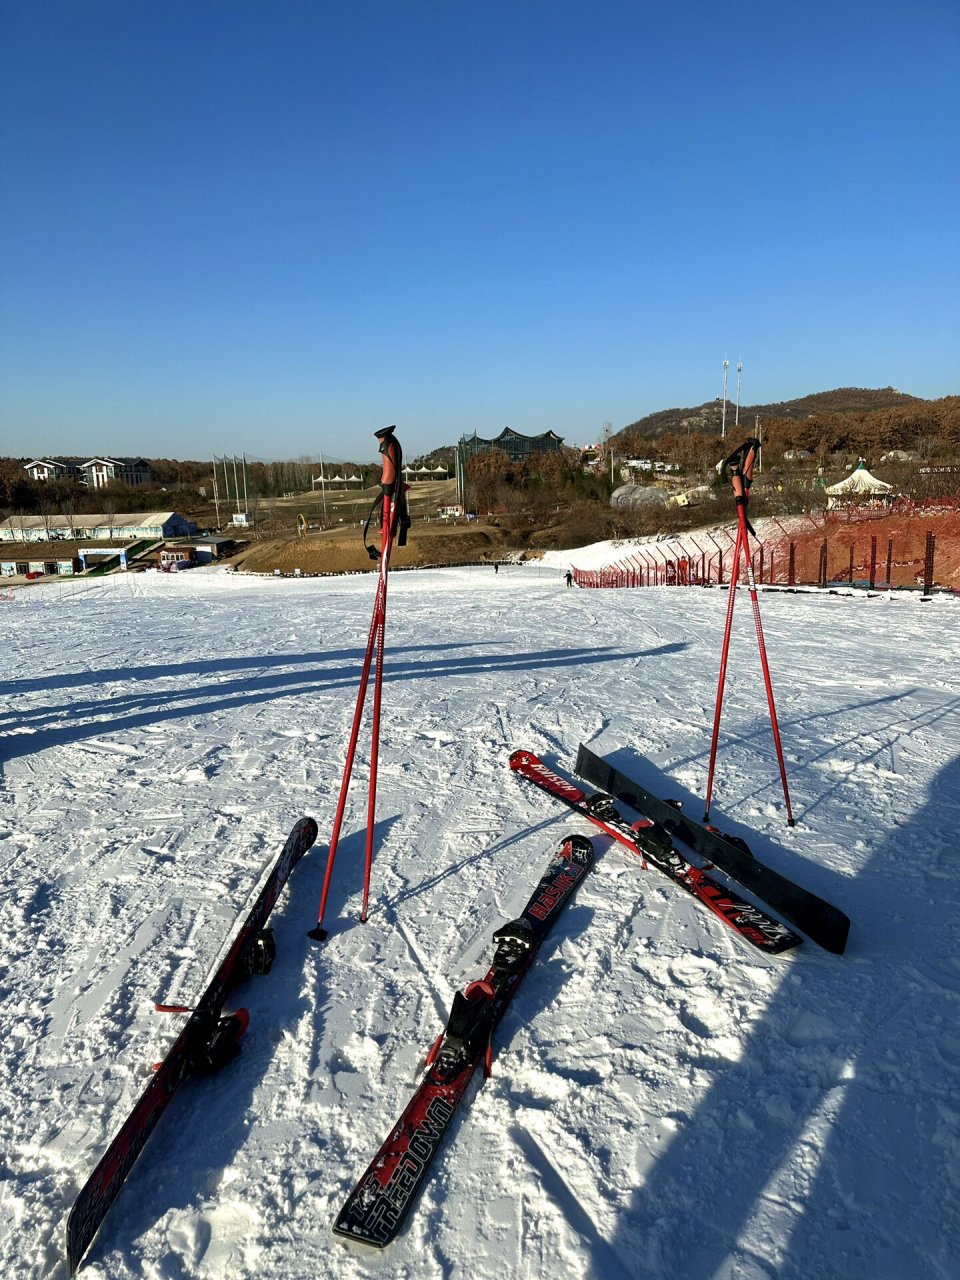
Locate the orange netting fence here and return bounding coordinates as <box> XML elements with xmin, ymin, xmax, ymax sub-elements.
<box><xmin>571</xmin><ymin>507</ymin><xmax>960</xmax><ymax>595</ymax></box>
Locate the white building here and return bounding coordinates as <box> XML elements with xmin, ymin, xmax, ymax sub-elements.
<box><xmin>79</xmin><ymin>457</ymin><xmax>152</xmax><ymax>488</ymax></box>
<box><xmin>23</xmin><ymin>456</ymin><xmax>152</xmax><ymax>488</ymax></box>
<box><xmin>0</xmin><ymin>512</ymin><xmax>198</xmax><ymax>543</ymax></box>
<box><xmin>23</xmin><ymin>458</ymin><xmax>85</xmax><ymax>483</ymax></box>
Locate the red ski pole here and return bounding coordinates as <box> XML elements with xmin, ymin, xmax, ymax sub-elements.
<box><xmin>309</xmin><ymin>426</ymin><xmax>408</xmax><ymax>940</ymax></box>
<box><xmin>361</xmin><ymin>489</ymin><xmax>397</xmax><ymax>922</ymax></box>
<box><xmin>703</xmin><ymin>438</ymin><xmax>795</xmax><ymax>826</ymax></box>
<box><xmin>703</xmin><ymin>515</ymin><xmax>744</xmax><ymax>821</ymax></box>
<box><xmin>736</xmin><ymin>497</ymin><xmax>795</xmax><ymax>826</ymax></box>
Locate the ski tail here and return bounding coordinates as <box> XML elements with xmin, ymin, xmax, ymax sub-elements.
<box><xmin>333</xmin><ymin>833</ymin><xmax>593</xmax><ymax>1248</ymax></box>
<box><xmin>66</xmin><ymin>1065</ymin><xmax>174</xmax><ymax>1273</ymax></box>
<box><xmin>575</xmin><ymin>743</ymin><xmax>849</xmax><ymax>954</ymax></box>
<box><xmin>510</xmin><ymin>749</ymin><xmax>802</xmax><ymax>956</ymax></box>
<box><xmin>332</xmin><ymin>1068</ymin><xmax>465</xmax><ymax>1248</ymax></box>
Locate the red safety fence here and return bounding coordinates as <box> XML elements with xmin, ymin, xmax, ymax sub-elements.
<box><xmin>571</xmin><ymin>514</ymin><xmax>958</xmax><ymax>594</ymax></box>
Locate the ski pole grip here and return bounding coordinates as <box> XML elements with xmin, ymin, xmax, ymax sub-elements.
<box><xmin>375</xmin><ymin>425</ymin><xmax>400</xmax><ymax>491</ymax></box>
<box><xmin>722</xmin><ymin>437</ymin><xmax>761</xmax><ymax>485</ymax></box>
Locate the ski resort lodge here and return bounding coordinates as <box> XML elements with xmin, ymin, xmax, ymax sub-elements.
<box><xmin>455</xmin><ymin>427</ymin><xmax>564</xmax><ymax>501</ymax></box>
<box><xmin>457</xmin><ymin>427</ymin><xmax>564</xmax><ymax>467</ymax></box>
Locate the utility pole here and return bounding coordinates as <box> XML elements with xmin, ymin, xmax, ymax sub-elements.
<box><xmin>601</xmin><ymin>421</ymin><xmax>614</xmax><ymax>485</ymax></box>
<box><xmin>735</xmin><ymin>359</ymin><xmax>743</xmax><ymax>429</ymax></box>
<box><xmin>757</xmin><ymin>414</ymin><xmax>762</xmax><ymax>473</ymax></box>
<box><xmin>212</xmin><ymin>462</ymin><xmax>221</xmax><ymax>527</ymax></box>
<box><xmin>721</xmin><ymin>358</ymin><xmax>730</xmax><ymax>439</ymax></box>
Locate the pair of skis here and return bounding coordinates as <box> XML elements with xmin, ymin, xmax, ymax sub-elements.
<box><xmin>510</xmin><ymin>747</ymin><xmax>850</xmax><ymax>956</ymax></box>
<box><xmin>66</xmin><ymin>816</ymin><xmax>318</xmax><ymax>1274</ymax></box>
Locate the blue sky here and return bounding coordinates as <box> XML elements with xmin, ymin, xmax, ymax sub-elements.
<box><xmin>1</xmin><ymin>1</ymin><xmax>957</xmax><ymax>462</ymax></box>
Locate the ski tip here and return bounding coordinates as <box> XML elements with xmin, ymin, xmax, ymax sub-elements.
<box><xmin>508</xmin><ymin>748</ymin><xmax>538</xmax><ymax>770</ymax></box>
<box><xmin>297</xmin><ymin>816</ymin><xmax>320</xmax><ymax>847</ymax></box>
<box><xmin>307</xmin><ymin>926</ymin><xmax>328</xmax><ymax>942</ymax></box>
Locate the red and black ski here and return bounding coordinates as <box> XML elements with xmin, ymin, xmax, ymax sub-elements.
<box><xmin>333</xmin><ymin>833</ymin><xmax>594</xmax><ymax>1248</ymax></box>
<box><xmin>510</xmin><ymin>750</ymin><xmax>801</xmax><ymax>956</ymax></box>
<box><xmin>66</xmin><ymin>816</ymin><xmax>318</xmax><ymax>1274</ymax></box>
<box><xmin>575</xmin><ymin>742</ymin><xmax>849</xmax><ymax>954</ymax></box>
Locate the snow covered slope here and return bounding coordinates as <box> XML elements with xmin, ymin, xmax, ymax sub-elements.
<box><xmin>3</xmin><ymin>564</ymin><xmax>959</xmax><ymax>1279</ymax></box>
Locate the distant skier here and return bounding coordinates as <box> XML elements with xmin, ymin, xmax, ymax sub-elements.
<box><xmin>564</xmin><ymin>570</ymin><xmax>573</xmax><ymax>588</ymax></box>
<box><xmin>494</xmin><ymin>562</ymin><xmax>499</xmax><ymax>574</ymax></box>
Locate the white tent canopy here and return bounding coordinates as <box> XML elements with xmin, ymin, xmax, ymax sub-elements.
<box><xmin>824</xmin><ymin>461</ymin><xmax>893</xmax><ymax>496</ymax></box>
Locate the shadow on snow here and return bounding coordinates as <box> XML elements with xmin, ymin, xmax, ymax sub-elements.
<box><xmin>583</xmin><ymin>751</ymin><xmax>960</xmax><ymax>1280</ymax></box>
<box><xmin>1</xmin><ymin>643</ymin><xmax>688</xmax><ymax>766</ymax></box>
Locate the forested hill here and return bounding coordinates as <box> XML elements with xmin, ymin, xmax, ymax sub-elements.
<box><xmin>615</xmin><ymin>387</ymin><xmax>922</xmax><ymax>446</ymax></box>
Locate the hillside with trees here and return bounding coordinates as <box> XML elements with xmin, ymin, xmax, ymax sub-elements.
<box><xmin>612</xmin><ymin>394</ymin><xmax>960</xmax><ymax>482</ymax></box>
<box><xmin>614</xmin><ymin>387</ymin><xmax>925</xmax><ymax>449</ymax></box>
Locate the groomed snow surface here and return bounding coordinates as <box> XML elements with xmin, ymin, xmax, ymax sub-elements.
<box><xmin>4</xmin><ymin>560</ymin><xmax>959</xmax><ymax>1280</ymax></box>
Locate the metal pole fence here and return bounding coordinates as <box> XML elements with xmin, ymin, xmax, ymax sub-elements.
<box><xmin>923</xmin><ymin>531</ymin><xmax>936</xmax><ymax>594</ymax></box>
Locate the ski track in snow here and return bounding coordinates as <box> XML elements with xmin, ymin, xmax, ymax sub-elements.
<box><xmin>2</xmin><ymin>563</ymin><xmax>959</xmax><ymax>1279</ymax></box>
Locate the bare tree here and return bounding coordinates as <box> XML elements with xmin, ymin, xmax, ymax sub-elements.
<box><xmin>37</xmin><ymin>497</ymin><xmax>55</xmax><ymax>541</ymax></box>
<box><xmin>59</xmin><ymin>495</ymin><xmax>78</xmax><ymax>541</ymax></box>
<box><xmin>101</xmin><ymin>497</ymin><xmax>117</xmax><ymax>543</ymax></box>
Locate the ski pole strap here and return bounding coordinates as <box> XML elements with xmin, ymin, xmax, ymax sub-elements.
<box><xmin>362</xmin><ymin>492</ymin><xmax>385</xmax><ymax>560</ymax></box>
<box><xmin>721</xmin><ymin>437</ymin><xmax>761</xmax><ymax>536</ymax></box>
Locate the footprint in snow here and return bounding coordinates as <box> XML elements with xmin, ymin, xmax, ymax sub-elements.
<box><xmin>785</xmin><ymin>1010</ymin><xmax>837</xmax><ymax>1047</ymax></box>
